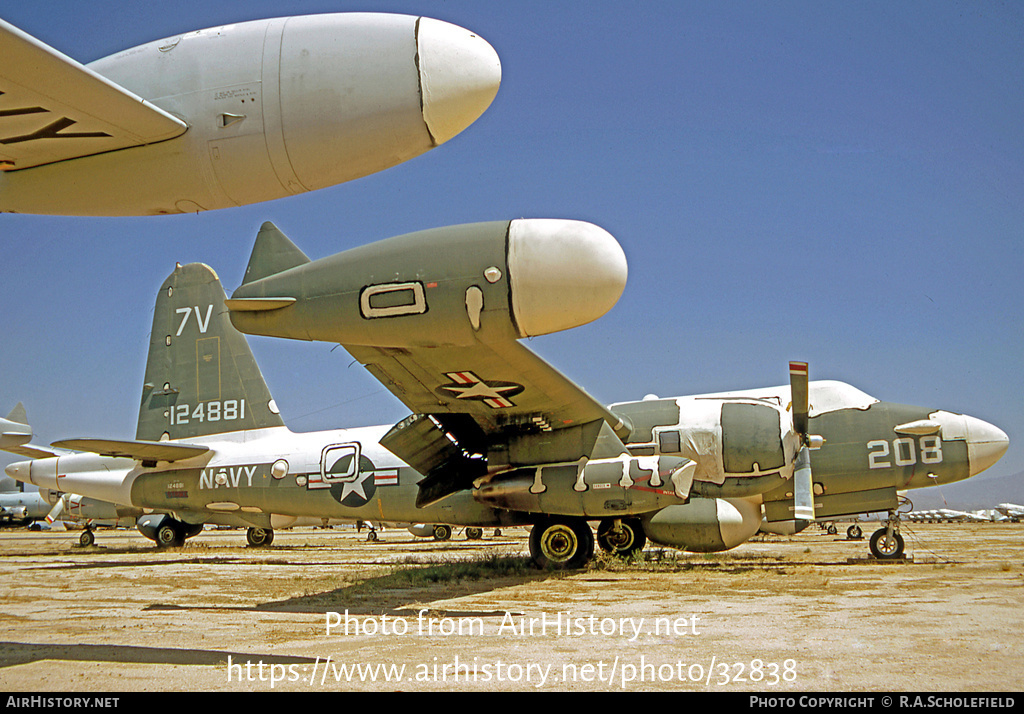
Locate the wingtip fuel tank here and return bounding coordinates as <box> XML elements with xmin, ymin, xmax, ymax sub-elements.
<box><xmin>228</xmin><ymin>218</ymin><xmax>627</xmax><ymax>347</ymax></box>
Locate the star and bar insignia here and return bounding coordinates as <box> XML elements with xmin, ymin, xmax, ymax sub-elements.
<box><xmin>438</xmin><ymin>371</ymin><xmax>524</xmax><ymax>409</ymax></box>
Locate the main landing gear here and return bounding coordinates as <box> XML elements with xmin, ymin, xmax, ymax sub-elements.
<box><xmin>529</xmin><ymin>517</ymin><xmax>650</xmax><ymax>569</ymax></box>
<box><xmin>245</xmin><ymin>527</ymin><xmax>275</xmax><ymax>547</ymax></box>
<box><xmin>529</xmin><ymin>517</ymin><xmax>594</xmax><ymax>569</ymax></box>
<box><xmin>137</xmin><ymin>514</ymin><xmax>204</xmax><ymax>548</ymax></box>
<box><xmin>596</xmin><ymin>517</ymin><xmax>646</xmax><ymax>557</ymax></box>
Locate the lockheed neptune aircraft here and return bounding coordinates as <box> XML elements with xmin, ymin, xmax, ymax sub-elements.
<box><xmin>0</xmin><ymin>13</ymin><xmax>500</xmax><ymax>215</ymax></box>
<box><xmin>3</xmin><ymin>221</ymin><xmax>1009</xmax><ymax>566</ymax></box>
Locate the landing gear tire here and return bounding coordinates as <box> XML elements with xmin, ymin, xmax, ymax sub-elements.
<box><xmin>433</xmin><ymin>524</ymin><xmax>452</xmax><ymax>541</ymax></box>
<box><xmin>529</xmin><ymin>518</ymin><xmax>594</xmax><ymax>570</ymax></box>
<box><xmin>367</xmin><ymin>530</ymin><xmax>378</xmax><ymax>542</ymax></box>
<box><xmin>79</xmin><ymin>529</ymin><xmax>95</xmax><ymax>547</ymax></box>
<box><xmin>596</xmin><ymin>518</ymin><xmax>646</xmax><ymax>557</ymax></box>
<box><xmin>246</xmin><ymin>527</ymin><xmax>274</xmax><ymax>547</ymax></box>
<box><xmin>869</xmin><ymin>528</ymin><xmax>904</xmax><ymax>559</ymax></box>
<box><xmin>827</xmin><ymin>523</ymin><xmax>838</xmax><ymax>535</ymax></box>
<box><xmin>847</xmin><ymin>524</ymin><xmax>863</xmax><ymax>540</ymax></box>
<box><xmin>156</xmin><ymin>521</ymin><xmax>184</xmax><ymax>548</ymax></box>
<box><xmin>465</xmin><ymin>527</ymin><xmax>483</xmax><ymax>540</ymax></box>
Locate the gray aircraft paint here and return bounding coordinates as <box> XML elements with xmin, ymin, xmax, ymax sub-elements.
<box><xmin>137</xmin><ymin>263</ymin><xmax>285</xmax><ymax>442</ymax></box>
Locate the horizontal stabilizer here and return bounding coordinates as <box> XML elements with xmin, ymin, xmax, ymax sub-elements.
<box><xmin>51</xmin><ymin>438</ymin><xmax>209</xmax><ymax>463</ymax></box>
<box><xmin>0</xmin><ymin>18</ymin><xmax>187</xmax><ymax>170</ymax></box>
<box><xmin>239</xmin><ymin>222</ymin><xmax>311</xmax><ymax>286</ymax></box>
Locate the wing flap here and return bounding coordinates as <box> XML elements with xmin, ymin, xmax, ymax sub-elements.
<box><xmin>0</xmin><ymin>18</ymin><xmax>187</xmax><ymax>171</ymax></box>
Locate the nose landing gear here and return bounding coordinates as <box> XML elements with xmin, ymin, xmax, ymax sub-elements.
<box><xmin>869</xmin><ymin>511</ymin><xmax>905</xmax><ymax>559</ymax></box>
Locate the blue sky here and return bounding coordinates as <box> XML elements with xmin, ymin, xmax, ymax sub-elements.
<box><xmin>1</xmin><ymin>1</ymin><xmax>1022</xmax><ymax>496</ymax></box>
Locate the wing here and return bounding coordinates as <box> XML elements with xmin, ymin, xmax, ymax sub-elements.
<box><xmin>0</xmin><ymin>18</ymin><xmax>187</xmax><ymax>171</ymax></box>
<box><xmin>346</xmin><ymin>339</ymin><xmax>624</xmax><ymax>436</ymax></box>
<box><xmin>346</xmin><ymin>337</ymin><xmax>632</xmax><ymax>506</ymax></box>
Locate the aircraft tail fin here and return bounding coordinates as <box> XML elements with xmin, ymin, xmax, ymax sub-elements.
<box><xmin>5</xmin><ymin>402</ymin><xmax>28</xmax><ymax>426</ymax></box>
<box><xmin>137</xmin><ymin>262</ymin><xmax>285</xmax><ymax>442</ymax></box>
<box><xmin>1</xmin><ymin>402</ymin><xmax>35</xmax><ymax>454</ymax></box>
<box><xmin>239</xmin><ymin>222</ymin><xmax>310</xmax><ymax>286</ymax></box>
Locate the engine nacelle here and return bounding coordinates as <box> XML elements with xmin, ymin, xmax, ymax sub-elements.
<box><xmin>229</xmin><ymin>219</ymin><xmax>627</xmax><ymax>346</ymax></box>
<box><xmin>641</xmin><ymin>498</ymin><xmax>762</xmax><ymax>553</ymax></box>
<box><xmin>621</xmin><ymin>397</ymin><xmax>800</xmax><ymax>490</ymax></box>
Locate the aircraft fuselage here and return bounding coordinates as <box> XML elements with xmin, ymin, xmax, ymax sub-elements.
<box><xmin>6</xmin><ymin>382</ymin><xmax>1006</xmax><ymax>534</ymax></box>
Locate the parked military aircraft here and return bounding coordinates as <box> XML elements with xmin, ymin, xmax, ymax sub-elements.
<box><xmin>0</xmin><ymin>488</ymin><xmax>49</xmax><ymax>527</ymax></box>
<box><xmin>3</xmin><ymin>220</ymin><xmax>1010</xmax><ymax>565</ymax></box>
<box><xmin>903</xmin><ymin>508</ymin><xmax>994</xmax><ymax>523</ymax></box>
<box><xmin>0</xmin><ymin>13</ymin><xmax>500</xmax><ymax>215</ymax></box>
<box><xmin>997</xmin><ymin>503</ymin><xmax>1023</xmax><ymax>522</ymax></box>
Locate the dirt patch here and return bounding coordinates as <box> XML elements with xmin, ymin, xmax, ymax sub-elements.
<box><xmin>0</xmin><ymin>522</ymin><xmax>1021</xmax><ymax>691</ymax></box>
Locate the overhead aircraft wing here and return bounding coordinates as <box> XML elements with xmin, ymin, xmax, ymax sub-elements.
<box><xmin>0</xmin><ymin>18</ymin><xmax>187</xmax><ymax>171</ymax></box>
<box><xmin>50</xmin><ymin>438</ymin><xmax>209</xmax><ymax>463</ymax></box>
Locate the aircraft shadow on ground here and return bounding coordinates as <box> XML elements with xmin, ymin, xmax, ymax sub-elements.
<box><xmin>254</xmin><ymin>555</ymin><xmax>559</xmax><ymax>616</ymax></box>
<box><xmin>0</xmin><ymin>641</ymin><xmax>315</xmax><ymax>669</ymax></box>
<box><xmin>128</xmin><ymin>555</ymin><xmax>563</xmax><ymax>617</ymax></box>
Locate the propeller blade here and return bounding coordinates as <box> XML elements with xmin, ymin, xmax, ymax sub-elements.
<box><xmin>45</xmin><ymin>497</ymin><xmax>64</xmax><ymax>524</ymax></box>
<box><xmin>792</xmin><ymin>444</ymin><xmax>815</xmax><ymax>521</ymax></box>
<box><xmin>789</xmin><ymin>361</ymin><xmax>809</xmax><ymax>438</ymax></box>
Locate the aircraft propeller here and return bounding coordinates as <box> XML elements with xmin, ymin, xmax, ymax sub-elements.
<box><xmin>789</xmin><ymin>361</ymin><xmax>823</xmax><ymax>522</ymax></box>
<box><xmin>44</xmin><ymin>496</ymin><xmax>63</xmax><ymax>524</ymax></box>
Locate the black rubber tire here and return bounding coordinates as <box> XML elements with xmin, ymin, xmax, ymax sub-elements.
<box><xmin>596</xmin><ymin>518</ymin><xmax>646</xmax><ymax>557</ymax></box>
<box><xmin>869</xmin><ymin>528</ymin><xmax>905</xmax><ymax>559</ymax></box>
<box><xmin>156</xmin><ymin>521</ymin><xmax>184</xmax><ymax>548</ymax></box>
<box><xmin>246</xmin><ymin>527</ymin><xmax>274</xmax><ymax>547</ymax></box>
<box><xmin>529</xmin><ymin>518</ymin><xmax>595</xmax><ymax>569</ymax></box>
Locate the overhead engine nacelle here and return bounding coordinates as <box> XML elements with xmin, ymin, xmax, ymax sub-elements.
<box><xmin>228</xmin><ymin>219</ymin><xmax>627</xmax><ymax>346</ymax></box>
<box><xmin>0</xmin><ymin>14</ymin><xmax>500</xmax><ymax>215</ymax></box>
<box><xmin>642</xmin><ymin>498</ymin><xmax>762</xmax><ymax>553</ymax></box>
